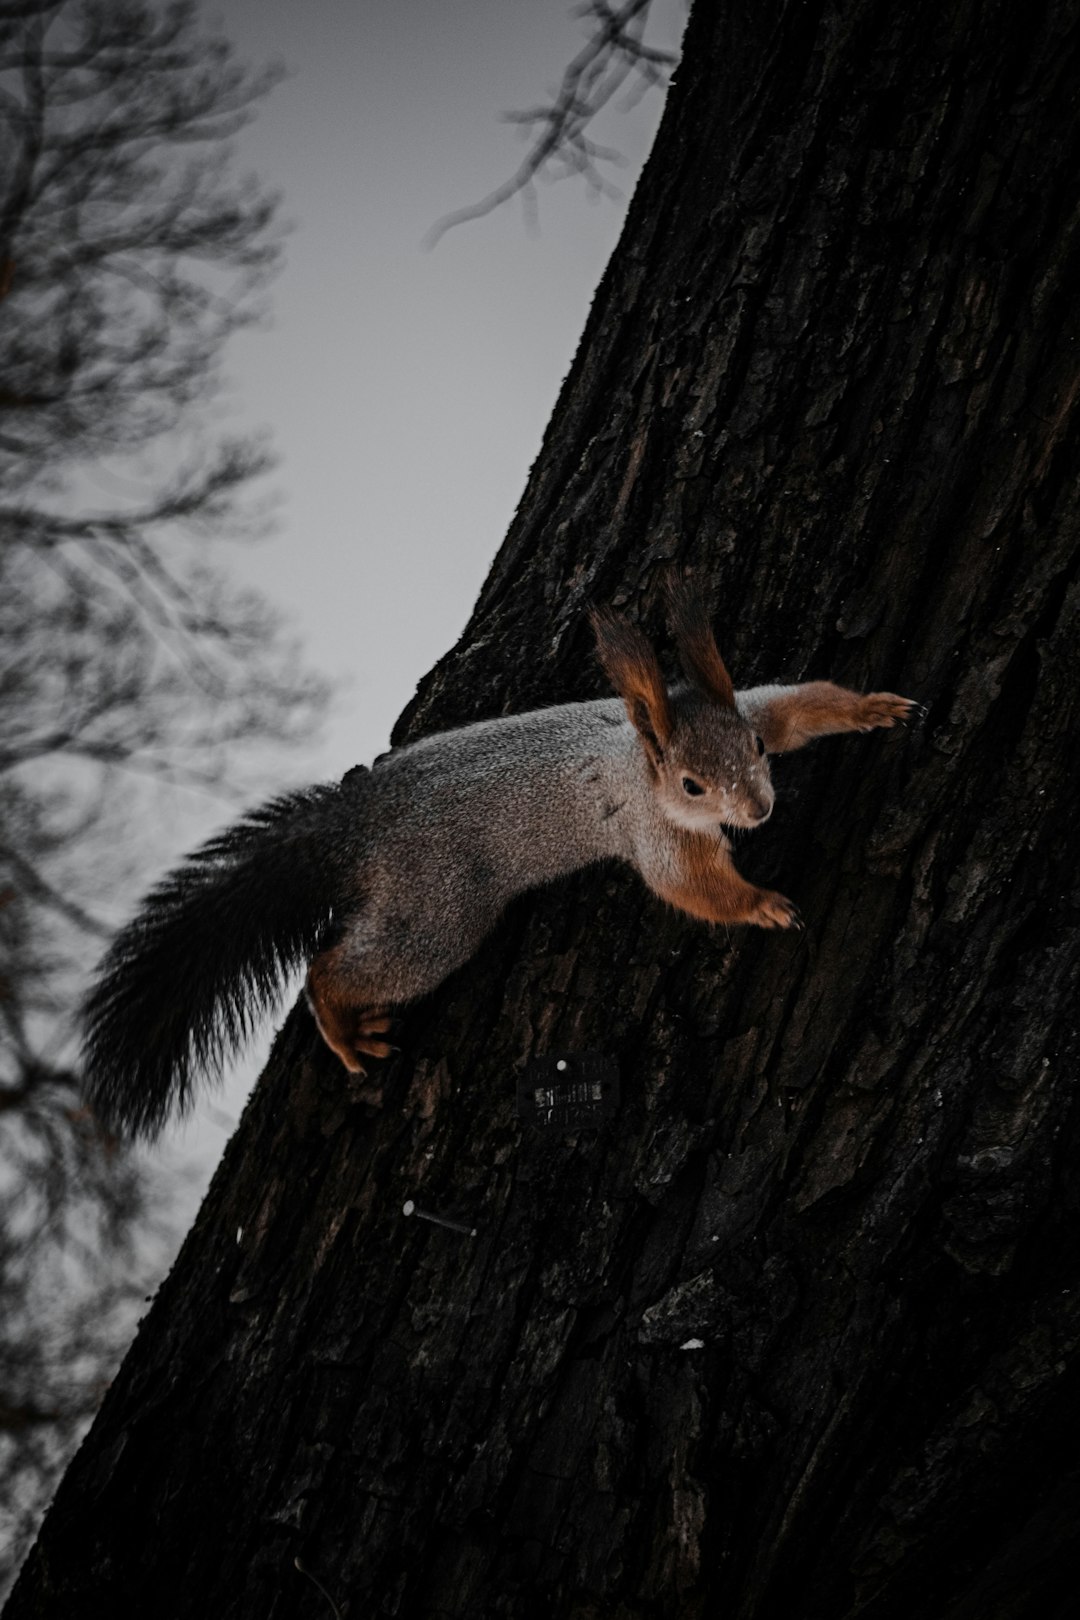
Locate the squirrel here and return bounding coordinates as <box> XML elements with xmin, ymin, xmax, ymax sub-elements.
<box><xmin>81</xmin><ymin>586</ymin><xmax>914</xmax><ymax>1137</ymax></box>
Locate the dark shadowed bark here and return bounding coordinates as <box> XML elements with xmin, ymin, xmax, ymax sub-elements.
<box><xmin>9</xmin><ymin>0</ymin><xmax>1080</xmax><ymax>1615</ymax></box>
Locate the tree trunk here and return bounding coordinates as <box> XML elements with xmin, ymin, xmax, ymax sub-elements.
<box><xmin>10</xmin><ymin>1</ymin><xmax>1080</xmax><ymax>1615</ymax></box>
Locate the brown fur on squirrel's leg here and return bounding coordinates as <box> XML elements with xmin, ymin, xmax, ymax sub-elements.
<box><xmin>650</xmin><ymin>829</ymin><xmax>801</xmax><ymax>931</ymax></box>
<box><xmin>740</xmin><ymin>682</ymin><xmax>916</xmax><ymax>754</ymax></box>
<box><xmin>306</xmin><ymin>949</ymin><xmax>395</xmax><ymax>1074</ymax></box>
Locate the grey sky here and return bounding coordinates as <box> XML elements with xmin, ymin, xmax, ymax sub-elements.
<box><xmin>210</xmin><ymin>0</ymin><xmax>683</xmax><ymax>770</ymax></box>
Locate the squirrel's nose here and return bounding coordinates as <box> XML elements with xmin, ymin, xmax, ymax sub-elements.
<box><xmin>749</xmin><ymin>795</ymin><xmax>773</xmax><ymax>824</ymax></box>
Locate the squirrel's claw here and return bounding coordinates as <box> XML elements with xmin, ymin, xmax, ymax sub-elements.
<box><xmin>754</xmin><ymin>890</ymin><xmax>801</xmax><ymax>930</ymax></box>
<box><xmin>857</xmin><ymin>692</ymin><xmax>919</xmax><ymax>730</ymax></box>
<box><xmin>355</xmin><ymin>1038</ymin><xmax>397</xmax><ymax>1060</ymax></box>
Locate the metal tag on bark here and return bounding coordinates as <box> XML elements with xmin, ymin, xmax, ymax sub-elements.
<box><xmin>516</xmin><ymin>1052</ymin><xmax>620</xmax><ymax>1131</ymax></box>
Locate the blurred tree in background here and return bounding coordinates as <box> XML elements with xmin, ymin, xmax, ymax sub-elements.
<box><xmin>0</xmin><ymin>0</ymin><xmax>324</xmax><ymax>1586</ymax></box>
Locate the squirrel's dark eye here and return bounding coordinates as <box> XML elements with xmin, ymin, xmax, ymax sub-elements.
<box><xmin>681</xmin><ymin>776</ymin><xmax>705</xmax><ymax>797</ymax></box>
<box><xmin>754</xmin><ymin>735</ymin><xmax>766</xmax><ymax>757</ymax></box>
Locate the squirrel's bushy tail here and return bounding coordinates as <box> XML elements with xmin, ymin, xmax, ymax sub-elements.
<box><xmin>82</xmin><ymin>781</ymin><xmax>361</xmax><ymax>1139</ymax></box>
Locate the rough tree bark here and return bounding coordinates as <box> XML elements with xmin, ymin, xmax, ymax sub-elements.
<box><xmin>9</xmin><ymin>0</ymin><xmax>1080</xmax><ymax>1615</ymax></box>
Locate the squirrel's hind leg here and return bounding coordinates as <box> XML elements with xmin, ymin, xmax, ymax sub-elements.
<box><xmin>306</xmin><ymin>947</ymin><xmax>396</xmax><ymax>1074</ymax></box>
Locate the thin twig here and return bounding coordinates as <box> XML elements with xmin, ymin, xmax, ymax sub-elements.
<box><xmin>424</xmin><ymin>0</ymin><xmax>676</xmax><ymax>248</ymax></box>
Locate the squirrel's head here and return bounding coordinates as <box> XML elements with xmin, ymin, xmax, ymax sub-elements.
<box><xmin>592</xmin><ymin>585</ymin><xmax>774</xmax><ymax>831</ymax></box>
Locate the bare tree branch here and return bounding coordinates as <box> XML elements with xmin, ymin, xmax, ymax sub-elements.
<box><xmin>424</xmin><ymin>0</ymin><xmax>677</xmax><ymax>247</ymax></box>
<box><xmin>0</xmin><ymin>1</ymin><xmax>326</xmax><ymax>1592</ymax></box>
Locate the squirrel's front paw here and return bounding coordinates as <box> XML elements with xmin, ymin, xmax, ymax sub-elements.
<box><xmin>857</xmin><ymin>693</ymin><xmax>918</xmax><ymax>731</ymax></box>
<box><xmin>753</xmin><ymin>890</ymin><xmax>802</xmax><ymax>930</ymax></box>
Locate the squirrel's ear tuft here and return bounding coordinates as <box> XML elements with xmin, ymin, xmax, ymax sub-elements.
<box><xmin>591</xmin><ymin>606</ymin><xmax>673</xmax><ymax>766</ymax></box>
<box><xmin>666</xmin><ymin>580</ymin><xmax>736</xmax><ymax>709</ymax></box>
